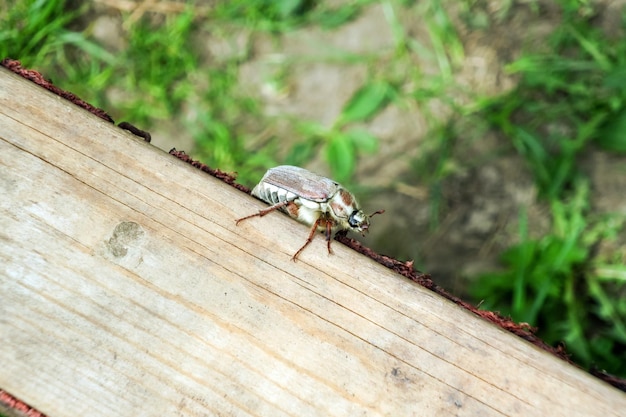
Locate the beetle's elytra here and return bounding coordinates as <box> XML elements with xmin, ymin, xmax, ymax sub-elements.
<box><xmin>236</xmin><ymin>165</ymin><xmax>382</xmax><ymax>261</ymax></box>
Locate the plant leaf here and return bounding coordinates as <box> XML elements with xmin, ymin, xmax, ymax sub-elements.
<box><xmin>596</xmin><ymin>109</ymin><xmax>626</xmax><ymax>152</ymax></box>
<box><xmin>337</xmin><ymin>81</ymin><xmax>392</xmax><ymax>126</ymax></box>
<box><xmin>343</xmin><ymin>128</ymin><xmax>379</xmax><ymax>153</ymax></box>
<box><xmin>325</xmin><ymin>133</ymin><xmax>355</xmax><ymax>182</ymax></box>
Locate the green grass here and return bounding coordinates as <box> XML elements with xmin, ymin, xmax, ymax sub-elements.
<box><xmin>2</xmin><ymin>0</ymin><xmax>625</xmax><ymax>377</ymax></box>
<box><xmin>467</xmin><ymin>1</ymin><xmax>626</xmax><ymax>374</ymax></box>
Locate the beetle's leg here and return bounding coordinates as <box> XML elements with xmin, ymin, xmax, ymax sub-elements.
<box><xmin>291</xmin><ymin>217</ymin><xmax>322</xmax><ymax>262</ymax></box>
<box><xmin>236</xmin><ymin>201</ymin><xmax>290</xmax><ymax>225</ymax></box>
<box><xmin>325</xmin><ymin>219</ymin><xmax>333</xmax><ymax>255</ymax></box>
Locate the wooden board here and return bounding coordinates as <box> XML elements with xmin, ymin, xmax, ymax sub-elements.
<box><xmin>1</xmin><ymin>68</ymin><xmax>624</xmax><ymax>416</ymax></box>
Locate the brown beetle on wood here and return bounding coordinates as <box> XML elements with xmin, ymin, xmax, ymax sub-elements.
<box><xmin>236</xmin><ymin>165</ymin><xmax>383</xmax><ymax>261</ymax></box>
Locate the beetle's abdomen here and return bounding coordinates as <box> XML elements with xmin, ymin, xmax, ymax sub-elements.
<box><xmin>252</xmin><ymin>181</ymin><xmax>327</xmax><ymax>227</ymax></box>
<box><xmin>252</xmin><ymin>182</ymin><xmax>299</xmax><ymax>206</ymax></box>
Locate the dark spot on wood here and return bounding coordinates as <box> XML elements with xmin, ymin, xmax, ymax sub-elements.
<box><xmin>105</xmin><ymin>221</ymin><xmax>144</xmax><ymax>258</ymax></box>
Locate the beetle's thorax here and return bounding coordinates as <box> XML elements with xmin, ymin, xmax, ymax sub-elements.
<box><xmin>326</xmin><ymin>188</ymin><xmax>369</xmax><ymax>233</ymax></box>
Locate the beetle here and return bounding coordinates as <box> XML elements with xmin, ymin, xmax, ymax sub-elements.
<box><xmin>236</xmin><ymin>165</ymin><xmax>383</xmax><ymax>261</ymax></box>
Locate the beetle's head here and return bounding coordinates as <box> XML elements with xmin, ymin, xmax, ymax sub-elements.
<box><xmin>348</xmin><ymin>209</ymin><xmax>385</xmax><ymax>235</ymax></box>
<box><xmin>348</xmin><ymin>209</ymin><xmax>370</xmax><ymax>233</ymax></box>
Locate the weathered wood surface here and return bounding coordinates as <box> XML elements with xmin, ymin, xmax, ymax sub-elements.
<box><xmin>0</xmin><ymin>68</ymin><xmax>624</xmax><ymax>417</ymax></box>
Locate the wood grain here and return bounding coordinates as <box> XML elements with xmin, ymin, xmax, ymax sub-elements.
<box><xmin>1</xmin><ymin>68</ymin><xmax>624</xmax><ymax>416</ymax></box>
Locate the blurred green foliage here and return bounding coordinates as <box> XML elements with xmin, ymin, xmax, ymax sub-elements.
<box><xmin>468</xmin><ymin>1</ymin><xmax>626</xmax><ymax>375</ymax></box>
<box><xmin>1</xmin><ymin>0</ymin><xmax>625</xmax><ymax>378</ymax></box>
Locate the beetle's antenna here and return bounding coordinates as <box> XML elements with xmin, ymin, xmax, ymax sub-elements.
<box><xmin>369</xmin><ymin>209</ymin><xmax>385</xmax><ymax>218</ymax></box>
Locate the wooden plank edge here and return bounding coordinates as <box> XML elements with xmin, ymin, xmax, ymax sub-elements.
<box><xmin>0</xmin><ymin>389</ymin><xmax>48</xmax><ymax>417</ymax></box>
